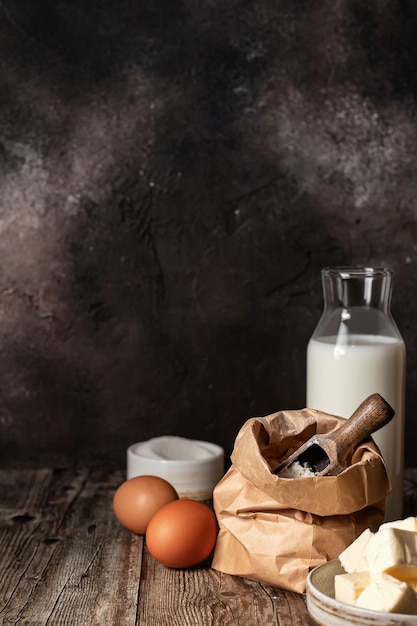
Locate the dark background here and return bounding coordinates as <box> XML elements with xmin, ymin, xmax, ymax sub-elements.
<box><xmin>0</xmin><ymin>0</ymin><xmax>416</xmax><ymax>469</ymax></box>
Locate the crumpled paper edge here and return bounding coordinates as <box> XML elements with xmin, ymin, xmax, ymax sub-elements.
<box><xmin>230</xmin><ymin>409</ymin><xmax>391</xmax><ymax>516</ymax></box>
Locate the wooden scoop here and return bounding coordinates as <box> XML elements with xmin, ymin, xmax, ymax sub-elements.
<box><xmin>274</xmin><ymin>393</ymin><xmax>394</xmax><ymax>477</ymax></box>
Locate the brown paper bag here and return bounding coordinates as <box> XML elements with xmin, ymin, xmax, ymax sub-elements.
<box><xmin>211</xmin><ymin>408</ymin><xmax>391</xmax><ymax>593</ymax></box>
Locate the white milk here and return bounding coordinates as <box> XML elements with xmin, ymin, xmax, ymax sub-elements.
<box><xmin>307</xmin><ymin>334</ymin><xmax>406</xmax><ymax>521</ymax></box>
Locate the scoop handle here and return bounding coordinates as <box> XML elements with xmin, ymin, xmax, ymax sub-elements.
<box><xmin>330</xmin><ymin>393</ymin><xmax>394</xmax><ymax>460</ymax></box>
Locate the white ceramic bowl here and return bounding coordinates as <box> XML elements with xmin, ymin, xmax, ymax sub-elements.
<box><xmin>306</xmin><ymin>560</ymin><xmax>417</xmax><ymax>626</ymax></box>
<box><xmin>127</xmin><ymin>436</ymin><xmax>225</xmax><ymax>501</ymax></box>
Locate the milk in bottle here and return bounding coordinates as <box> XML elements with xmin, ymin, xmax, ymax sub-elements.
<box><xmin>306</xmin><ymin>268</ymin><xmax>406</xmax><ymax>521</ymax></box>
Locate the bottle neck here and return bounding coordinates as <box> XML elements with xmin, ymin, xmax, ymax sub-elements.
<box><xmin>321</xmin><ymin>267</ymin><xmax>393</xmax><ymax>313</ymax></box>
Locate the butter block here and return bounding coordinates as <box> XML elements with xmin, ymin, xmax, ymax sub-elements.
<box><xmin>338</xmin><ymin>528</ymin><xmax>372</xmax><ymax>573</ymax></box>
<box><xmin>334</xmin><ymin>571</ymin><xmax>370</xmax><ymax>604</ymax></box>
<box><xmin>366</xmin><ymin>528</ymin><xmax>417</xmax><ymax>575</ymax></box>
<box><xmin>386</xmin><ymin>565</ymin><xmax>417</xmax><ymax>591</ymax></box>
<box><xmin>380</xmin><ymin>516</ymin><xmax>417</xmax><ymax>533</ymax></box>
<box><xmin>356</xmin><ymin>572</ymin><xmax>417</xmax><ymax>614</ymax></box>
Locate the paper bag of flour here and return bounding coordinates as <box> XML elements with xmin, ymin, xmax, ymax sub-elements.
<box><xmin>211</xmin><ymin>408</ymin><xmax>391</xmax><ymax>593</ymax></box>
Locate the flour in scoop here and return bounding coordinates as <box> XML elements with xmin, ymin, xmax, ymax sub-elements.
<box><xmin>280</xmin><ymin>461</ymin><xmax>318</xmax><ymax>478</ymax></box>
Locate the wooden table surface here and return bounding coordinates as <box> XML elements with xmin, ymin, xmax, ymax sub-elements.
<box><xmin>1</xmin><ymin>468</ymin><xmax>416</xmax><ymax>626</ymax></box>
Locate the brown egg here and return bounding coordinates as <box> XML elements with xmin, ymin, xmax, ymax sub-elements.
<box><xmin>113</xmin><ymin>475</ymin><xmax>178</xmax><ymax>534</ymax></box>
<box><xmin>145</xmin><ymin>499</ymin><xmax>218</xmax><ymax>568</ymax></box>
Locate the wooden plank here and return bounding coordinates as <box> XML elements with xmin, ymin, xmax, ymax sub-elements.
<box><xmin>13</xmin><ymin>468</ymin><xmax>417</xmax><ymax>624</ymax></box>
<box><xmin>209</xmin><ymin>569</ymin><xmax>307</xmax><ymax>626</ymax></box>
<box><xmin>1</xmin><ymin>468</ymin><xmax>417</xmax><ymax>625</ymax></box>
<box><xmin>138</xmin><ymin>540</ymin><xmax>307</xmax><ymax>625</ymax></box>
<box><xmin>210</xmin><ymin>572</ymin><xmax>274</xmax><ymax>626</ymax></box>
<box><xmin>0</xmin><ymin>468</ymin><xmax>143</xmax><ymax>625</ymax></box>
<box><xmin>138</xmin><ymin>547</ymin><xmax>216</xmax><ymax>625</ymax></box>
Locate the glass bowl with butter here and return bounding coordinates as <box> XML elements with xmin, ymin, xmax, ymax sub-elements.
<box><xmin>306</xmin><ymin>517</ymin><xmax>417</xmax><ymax>625</ymax></box>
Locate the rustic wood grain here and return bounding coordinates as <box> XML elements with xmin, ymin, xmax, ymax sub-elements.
<box><xmin>1</xmin><ymin>468</ymin><xmax>416</xmax><ymax>625</ymax></box>
<box><xmin>0</xmin><ymin>469</ymin><xmax>143</xmax><ymax>625</ymax></box>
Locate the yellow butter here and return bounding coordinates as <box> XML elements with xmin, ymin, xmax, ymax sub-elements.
<box><xmin>356</xmin><ymin>572</ymin><xmax>417</xmax><ymax>615</ymax></box>
<box><xmin>338</xmin><ymin>528</ymin><xmax>372</xmax><ymax>573</ymax></box>
<box><xmin>380</xmin><ymin>516</ymin><xmax>417</xmax><ymax>533</ymax></box>
<box><xmin>366</xmin><ymin>528</ymin><xmax>417</xmax><ymax>575</ymax></box>
<box><xmin>336</xmin><ymin>517</ymin><xmax>417</xmax><ymax>614</ymax></box>
<box><xmin>334</xmin><ymin>571</ymin><xmax>370</xmax><ymax>604</ymax></box>
<box><xmin>386</xmin><ymin>565</ymin><xmax>417</xmax><ymax>591</ymax></box>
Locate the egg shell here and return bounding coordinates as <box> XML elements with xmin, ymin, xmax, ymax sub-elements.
<box><xmin>146</xmin><ymin>498</ymin><xmax>218</xmax><ymax>568</ymax></box>
<box><xmin>113</xmin><ymin>475</ymin><xmax>178</xmax><ymax>534</ymax></box>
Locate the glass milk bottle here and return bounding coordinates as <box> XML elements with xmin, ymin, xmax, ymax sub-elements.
<box><xmin>306</xmin><ymin>267</ymin><xmax>406</xmax><ymax>521</ymax></box>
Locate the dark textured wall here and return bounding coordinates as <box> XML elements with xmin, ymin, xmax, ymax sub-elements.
<box><xmin>0</xmin><ymin>0</ymin><xmax>416</xmax><ymax>468</ymax></box>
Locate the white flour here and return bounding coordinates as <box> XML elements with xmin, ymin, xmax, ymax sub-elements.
<box><xmin>280</xmin><ymin>460</ymin><xmax>317</xmax><ymax>478</ymax></box>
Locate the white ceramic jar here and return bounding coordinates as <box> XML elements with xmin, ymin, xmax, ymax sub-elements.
<box><xmin>127</xmin><ymin>435</ymin><xmax>225</xmax><ymax>501</ymax></box>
